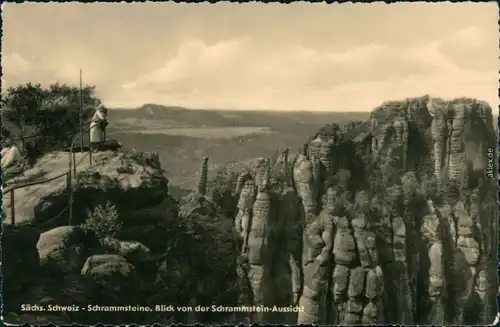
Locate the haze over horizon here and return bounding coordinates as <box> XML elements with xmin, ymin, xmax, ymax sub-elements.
<box><xmin>2</xmin><ymin>2</ymin><xmax>499</xmax><ymax>112</ymax></box>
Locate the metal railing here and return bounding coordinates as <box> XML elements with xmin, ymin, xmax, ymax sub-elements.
<box><xmin>67</xmin><ymin>123</ymin><xmax>96</xmax><ymax>224</ymax></box>
<box><xmin>3</xmin><ymin>122</ymin><xmax>98</xmax><ymax>228</ymax></box>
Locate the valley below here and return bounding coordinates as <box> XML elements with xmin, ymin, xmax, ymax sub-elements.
<box><xmin>107</xmin><ymin>107</ymin><xmax>369</xmax><ymax>197</ymax></box>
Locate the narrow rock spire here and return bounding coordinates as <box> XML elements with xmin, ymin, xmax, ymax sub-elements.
<box><xmin>197</xmin><ymin>156</ymin><xmax>209</xmax><ymax>196</ymax></box>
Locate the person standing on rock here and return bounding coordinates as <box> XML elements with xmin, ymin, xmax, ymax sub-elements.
<box><xmin>1</xmin><ymin>138</ymin><xmax>26</xmax><ymax>181</ymax></box>
<box><xmin>90</xmin><ymin>104</ymin><xmax>108</xmax><ymax>151</ymax></box>
<box><xmin>1</xmin><ymin>138</ymin><xmax>23</xmax><ymax>170</ymax></box>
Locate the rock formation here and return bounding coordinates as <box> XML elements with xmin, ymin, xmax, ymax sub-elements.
<box><xmin>297</xmin><ymin>201</ymin><xmax>334</xmax><ymax>324</ymax></box>
<box><xmin>289</xmin><ymin>96</ymin><xmax>496</xmax><ymax>325</ymax></box>
<box><xmin>2</xmin><ymin>149</ymin><xmax>168</xmax><ymax>228</ymax></box>
<box><xmin>429</xmin><ymin>98</ymin><xmax>495</xmax><ymax>185</ymax></box>
<box><xmin>293</xmin><ymin>145</ymin><xmax>317</xmax><ymax>221</ymax></box>
<box><xmin>37</xmin><ymin>226</ymin><xmax>102</xmax><ymax>275</ymax></box>
<box><xmin>234</xmin><ymin>171</ymin><xmax>256</xmax><ymax>255</ymax></box>
<box><xmin>3</xmin><ymin>95</ymin><xmax>496</xmax><ymax>326</ymax></box>
<box><xmin>246</xmin><ymin>160</ymin><xmax>272</xmax><ymax>322</ymax></box>
<box><xmin>178</xmin><ymin>156</ymin><xmax>219</xmax><ymax>220</ymax></box>
<box><xmin>421</xmin><ymin>200</ymin><xmax>446</xmax><ymax>324</ymax></box>
<box><xmin>269</xmin><ymin>147</ymin><xmax>290</xmax><ymax>190</ymax></box>
<box><xmin>197</xmin><ymin>156</ymin><xmax>209</xmax><ymax>196</ymax></box>
<box><xmin>2</xmin><ymin>148</ymin><xmax>237</xmax><ymax>325</ymax></box>
<box><xmin>232</xmin><ymin>154</ymin><xmax>305</xmax><ymax>323</ymax></box>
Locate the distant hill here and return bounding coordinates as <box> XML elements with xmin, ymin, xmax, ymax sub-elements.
<box><xmin>107</xmin><ymin>103</ymin><xmax>371</xmax><ymax>129</ymax></box>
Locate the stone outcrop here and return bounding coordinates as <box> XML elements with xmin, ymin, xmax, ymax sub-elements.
<box><xmin>37</xmin><ymin>225</ymin><xmax>102</xmax><ymax>275</ymax></box>
<box><xmin>232</xmin><ymin>154</ymin><xmax>304</xmax><ymax>323</ymax></box>
<box><xmin>3</xmin><ymin>147</ymin><xmax>239</xmax><ymax>325</ymax></box>
<box><xmin>287</xmin><ymin>96</ymin><xmax>497</xmax><ymax>325</ymax></box>
<box><xmin>81</xmin><ymin>254</ymin><xmax>138</xmax><ymax>295</ymax></box>
<box><xmin>245</xmin><ymin>160</ymin><xmax>271</xmax><ymax>322</ymax></box>
<box><xmin>292</xmin><ymin>146</ymin><xmax>317</xmax><ymax>221</ymax></box>
<box><xmin>197</xmin><ymin>156</ymin><xmax>209</xmax><ymax>196</ymax></box>
<box><xmin>100</xmin><ymin>236</ymin><xmax>154</xmax><ymax>266</ymax></box>
<box><xmin>421</xmin><ymin>200</ymin><xmax>446</xmax><ymax>324</ymax></box>
<box><xmin>428</xmin><ymin>97</ymin><xmax>496</xmax><ymax>184</ymax></box>
<box><xmin>2</xmin><ymin>149</ymin><xmax>168</xmax><ymax>228</ymax></box>
<box><xmin>178</xmin><ymin>156</ymin><xmax>218</xmax><ymax>220</ymax></box>
<box><xmin>269</xmin><ymin>148</ymin><xmax>291</xmax><ymax>190</ymax></box>
<box><xmin>234</xmin><ymin>172</ymin><xmax>255</xmax><ymax>254</ymax></box>
<box><xmin>298</xmin><ymin>209</ymin><xmax>334</xmax><ymax>324</ymax></box>
<box><xmin>3</xmin><ymin>224</ymin><xmax>147</xmax><ymax>324</ymax></box>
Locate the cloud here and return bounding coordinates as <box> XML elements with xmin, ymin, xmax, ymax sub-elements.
<box><xmin>437</xmin><ymin>25</ymin><xmax>498</xmax><ymax>73</ymax></box>
<box><xmin>441</xmin><ymin>25</ymin><xmax>488</xmax><ymax>49</ymax></box>
<box><xmin>117</xmin><ymin>26</ymin><xmax>498</xmax><ymax>111</ymax></box>
<box><xmin>53</xmin><ymin>63</ymin><xmax>81</xmax><ymax>84</ymax></box>
<box><xmin>2</xmin><ymin>14</ymin><xmax>496</xmax><ymax>112</ymax></box>
<box><xmin>2</xmin><ymin>52</ymin><xmax>32</xmax><ymax>76</ymax></box>
<box><xmin>49</xmin><ymin>61</ymin><xmax>102</xmax><ymax>87</ymax></box>
<box><xmin>2</xmin><ymin>55</ymin><xmax>104</xmax><ymax>95</ymax></box>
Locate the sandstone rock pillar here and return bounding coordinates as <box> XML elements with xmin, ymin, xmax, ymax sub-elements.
<box><xmin>197</xmin><ymin>156</ymin><xmax>209</xmax><ymax>196</ymax></box>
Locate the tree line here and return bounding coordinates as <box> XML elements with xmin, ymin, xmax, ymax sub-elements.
<box><xmin>1</xmin><ymin>82</ymin><xmax>102</xmax><ymax>163</ymax></box>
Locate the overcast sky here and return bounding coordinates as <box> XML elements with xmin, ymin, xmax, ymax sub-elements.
<box><xmin>2</xmin><ymin>2</ymin><xmax>499</xmax><ymax>111</ymax></box>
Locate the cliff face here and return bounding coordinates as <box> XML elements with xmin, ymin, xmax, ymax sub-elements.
<box><xmin>291</xmin><ymin>96</ymin><xmax>497</xmax><ymax>325</ymax></box>
<box><xmin>231</xmin><ymin>95</ymin><xmax>496</xmax><ymax>325</ymax></box>
<box><xmin>428</xmin><ymin>97</ymin><xmax>495</xmax><ymax>184</ymax></box>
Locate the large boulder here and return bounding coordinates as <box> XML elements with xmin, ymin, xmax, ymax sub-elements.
<box><xmin>37</xmin><ymin>225</ymin><xmax>101</xmax><ymax>275</ymax></box>
<box><xmin>80</xmin><ymin>254</ymin><xmax>145</xmax><ymax>324</ymax></box>
<box><xmin>100</xmin><ymin>236</ymin><xmax>154</xmax><ymax>266</ymax></box>
<box><xmin>81</xmin><ymin>254</ymin><xmax>138</xmax><ymax>300</ymax></box>
<box><xmin>3</xmin><ymin>226</ymin><xmax>93</xmax><ymax>324</ymax></box>
<box><xmin>2</xmin><ymin>149</ymin><xmax>169</xmax><ymax>227</ymax></box>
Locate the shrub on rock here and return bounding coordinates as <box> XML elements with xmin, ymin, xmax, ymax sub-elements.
<box><xmin>81</xmin><ymin>201</ymin><xmax>122</xmax><ymax>239</ymax></box>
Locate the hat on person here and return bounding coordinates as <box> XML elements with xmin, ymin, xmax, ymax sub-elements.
<box><xmin>97</xmin><ymin>104</ymin><xmax>108</xmax><ymax>115</ymax></box>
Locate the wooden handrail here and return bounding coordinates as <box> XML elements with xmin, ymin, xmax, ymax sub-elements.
<box><xmin>3</xmin><ymin>121</ymin><xmax>95</xmax><ymax>194</ymax></box>
<box><xmin>3</xmin><ymin>171</ymin><xmax>69</xmax><ymax>194</ymax></box>
<box><xmin>4</xmin><ymin>120</ymin><xmax>97</xmax><ymax>226</ymax></box>
<box><xmin>68</xmin><ymin>123</ymin><xmax>97</xmax><ymax>224</ymax></box>
<box><xmin>70</xmin><ymin>123</ymin><xmax>95</xmax><ymax>153</ymax></box>
<box><xmin>69</xmin><ymin>123</ymin><xmax>95</xmax><ymax>174</ymax></box>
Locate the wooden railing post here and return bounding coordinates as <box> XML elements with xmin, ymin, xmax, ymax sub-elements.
<box><xmin>73</xmin><ymin>151</ymin><xmax>77</xmax><ymax>178</ymax></box>
<box><xmin>68</xmin><ymin>149</ymin><xmax>73</xmax><ymax>226</ymax></box>
<box><xmin>89</xmin><ymin>126</ymin><xmax>93</xmax><ymax>165</ymax></box>
<box><xmin>10</xmin><ymin>190</ymin><xmax>15</xmax><ymax>225</ymax></box>
<box><xmin>3</xmin><ymin>124</ymin><xmax>97</xmax><ymax>228</ymax></box>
